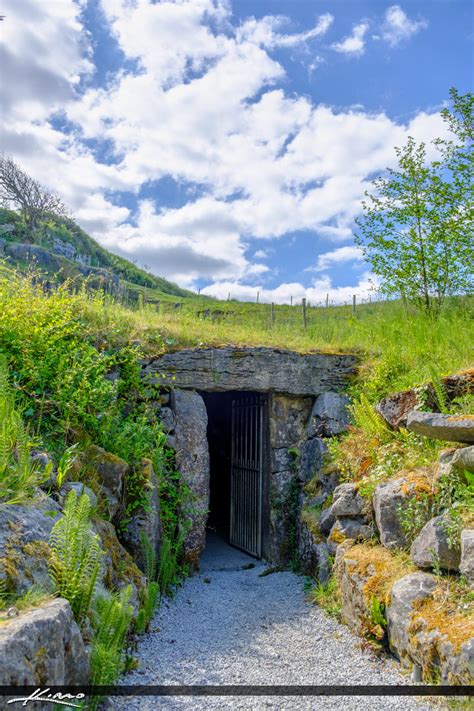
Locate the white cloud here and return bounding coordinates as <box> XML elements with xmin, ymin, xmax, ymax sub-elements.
<box><xmin>310</xmin><ymin>246</ymin><xmax>365</xmax><ymax>272</ymax></box>
<box><xmin>1</xmin><ymin>0</ymin><xmax>447</xmax><ymax>289</ymax></box>
<box><xmin>331</xmin><ymin>21</ymin><xmax>369</xmax><ymax>56</ymax></box>
<box><xmin>254</xmin><ymin>249</ymin><xmax>268</xmax><ymax>259</ymax></box>
<box><xmin>382</xmin><ymin>5</ymin><xmax>427</xmax><ymax>47</ymax></box>
<box><xmin>201</xmin><ymin>271</ymin><xmax>379</xmax><ymax>305</ymax></box>
<box><xmin>237</xmin><ymin>13</ymin><xmax>333</xmax><ymax>48</ymax></box>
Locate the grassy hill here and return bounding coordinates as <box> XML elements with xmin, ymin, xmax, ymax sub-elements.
<box><xmin>0</xmin><ymin>207</ymin><xmax>195</xmax><ymax>301</ymax></box>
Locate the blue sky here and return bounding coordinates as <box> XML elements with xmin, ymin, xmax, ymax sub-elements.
<box><xmin>1</xmin><ymin>0</ymin><xmax>473</xmax><ymax>302</ymax></box>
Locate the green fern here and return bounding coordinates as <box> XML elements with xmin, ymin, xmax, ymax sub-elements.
<box><xmin>157</xmin><ymin>526</ymin><xmax>186</xmax><ymax>595</ymax></box>
<box><xmin>48</xmin><ymin>490</ymin><xmax>102</xmax><ymax>623</ymax></box>
<box><xmin>0</xmin><ymin>359</ymin><xmax>50</xmax><ymax>504</ymax></box>
<box><xmin>140</xmin><ymin>531</ymin><xmax>158</xmax><ymax>582</ymax></box>
<box><xmin>135</xmin><ymin>581</ymin><xmax>159</xmax><ymax>634</ymax></box>
<box><xmin>351</xmin><ymin>393</ymin><xmax>393</xmax><ymax>442</ymax></box>
<box><xmin>88</xmin><ymin>586</ymin><xmax>134</xmax><ymax>709</ymax></box>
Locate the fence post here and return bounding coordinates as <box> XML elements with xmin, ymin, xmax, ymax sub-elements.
<box><xmin>271</xmin><ymin>302</ymin><xmax>275</xmax><ymax>328</ymax></box>
<box><xmin>256</xmin><ymin>291</ymin><xmax>259</xmax><ymax>304</ymax></box>
<box><xmin>302</xmin><ymin>297</ymin><xmax>307</xmax><ymax>329</ymax></box>
<box><xmin>352</xmin><ymin>294</ymin><xmax>356</xmax><ymax>315</ymax></box>
<box><xmin>326</xmin><ymin>293</ymin><xmax>329</xmax><ymax>308</ymax></box>
<box><xmin>290</xmin><ymin>295</ymin><xmax>293</xmax><ymax>306</ymax></box>
<box><xmin>227</xmin><ymin>292</ymin><xmax>231</xmax><ymax>301</ymax></box>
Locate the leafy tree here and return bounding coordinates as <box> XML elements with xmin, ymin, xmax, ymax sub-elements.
<box><xmin>355</xmin><ymin>88</ymin><xmax>473</xmax><ymax>310</ymax></box>
<box><xmin>0</xmin><ymin>155</ymin><xmax>69</xmax><ymax>230</ymax></box>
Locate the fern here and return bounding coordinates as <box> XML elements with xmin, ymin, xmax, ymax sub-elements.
<box><xmin>140</xmin><ymin>531</ymin><xmax>158</xmax><ymax>582</ymax></box>
<box><xmin>48</xmin><ymin>490</ymin><xmax>102</xmax><ymax>623</ymax></box>
<box><xmin>351</xmin><ymin>393</ymin><xmax>393</xmax><ymax>443</ymax></box>
<box><xmin>88</xmin><ymin>587</ymin><xmax>134</xmax><ymax>710</ymax></box>
<box><xmin>157</xmin><ymin>526</ymin><xmax>186</xmax><ymax>595</ymax></box>
<box><xmin>0</xmin><ymin>359</ymin><xmax>50</xmax><ymax>504</ymax></box>
<box><xmin>135</xmin><ymin>581</ymin><xmax>159</xmax><ymax>634</ymax></box>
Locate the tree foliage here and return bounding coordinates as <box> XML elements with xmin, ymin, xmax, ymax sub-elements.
<box><xmin>355</xmin><ymin>88</ymin><xmax>473</xmax><ymax>310</ymax></box>
<box><xmin>0</xmin><ymin>155</ymin><xmax>69</xmax><ymax>229</ymax></box>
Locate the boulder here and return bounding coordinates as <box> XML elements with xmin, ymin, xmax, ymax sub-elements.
<box><xmin>331</xmin><ymin>483</ymin><xmax>366</xmax><ymax>518</ymax></box>
<box><xmin>172</xmin><ymin>389</ymin><xmax>210</xmax><ymax>569</ymax></box>
<box><xmin>59</xmin><ymin>481</ymin><xmax>97</xmax><ymax>509</ymax></box>
<box><xmin>407</xmin><ymin>411</ymin><xmax>474</xmax><ymax>443</ymax></box>
<box><xmin>460</xmin><ymin>529</ymin><xmax>474</xmax><ymax>584</ymax></box>
<box><xmin>307</xmin><ymin>391</ymin><xmax>350</xmax><ymax>437</ymax></box>
<box><xmin>376</xmin><ymin>389</ymin><xmax>418</xmax><ymax>429</ymax></box>
<box><xmin>319</xmin><ymin>507</ymin><xmax>336</xmax><ymax>536</ymax></box>
<box><xmin>452</xmin><ymin>446</ymin><xmax>474</xmax><ymax>474</ymax></box>
<box><xmin>388</xmin><ymin>573</ymin><xmax>474</xmax><ymax>684</ymax></box>
<box><xmin>373</xmin><ymin>478</ymin><xmax>412</xmax><ymax>549</ymax></box>
<box><xmin>411</xmin><ymin>514</ymin><xmax>461</xmax><ymax>571</ymax></box>
<box><xmin>299</xmin><ymin>438</ymin><xmax>327</xmax><ymax>482</ymax></box>
<box><xmin>0</xmin><ymin>498</ymin><xmax>61</xmax><ymax>594</ymax></box>
<box><xmin>73</xmin><ymin>444</ymin><xmax>129</xmax><ymax>518</ymax></box>
<box><xmin>0</xmin><ymin>599</ymin><xmax>89</xmax><ymax>694</ymax></box>
<box><xmin>120</xmin><ymin>458</ymin><xmax>161</xmax><ymax>574</ymax></box>
<box><xmin>327</xmin><ymin>518</ymin><xmax>372</xmax><ymax>554</ymax></box>
<box><xmin>387</xmin><ymin>572</ymin><xmax>438</xmax><ymax>667</ymax></box>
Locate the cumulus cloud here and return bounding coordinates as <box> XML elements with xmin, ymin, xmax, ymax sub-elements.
<box><xmin>382</xmin><ymin>5</ymin><xmax>427</xmax><ymax>47</ymax></box>
<box><xmin>201</xmin><ymin>271</ymin><xmax>379</xmax><ymax>305</ymax></box>
<box><xmin>2</xmin><ymin>0</ymin><xmax>446</xmax><ymax>289</ymax></box>
<box><xmin>331</xmin><ymin>21</ymin><xmax>369</xmax><ymax>56</ymax></box>
<box><xmin>310</xmin><ymin>246</ymin><xmax>365</xmax><ymax>272</ymax></box>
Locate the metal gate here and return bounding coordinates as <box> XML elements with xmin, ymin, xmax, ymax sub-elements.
<box><xmin>230</xmin><ymin>394</ymin><xmax>266</xmax><ymax>557</ymax></box>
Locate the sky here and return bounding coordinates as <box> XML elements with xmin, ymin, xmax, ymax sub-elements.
<box><xmin>0</xmin><ymin>0</ymin><xmax>472</xmax><ymax>303</ymax></box>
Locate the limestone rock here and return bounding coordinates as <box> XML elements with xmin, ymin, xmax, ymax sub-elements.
<box><xmin>331</xmin><ymin>483</ymin><xmax>366</xmax><ymax>518</ymax></box>
<box><xmin>94</xmin><ymin>519</ymin><xmax>146</xmax><ymax>614</ymax></box>
<box><xmin>299</xmin><ymin>438</ymin><xmax>327</xmax><ymax>483</ymax></box>
<box><xmin>172</xmin><ymin>389</ymin><xmax>210</xmax><ymax>569</ymax></box>
<box><xmin>120</xmin><ymin>458</ymin><xmax>161</xmax><ymax>574</ymax></box>
<box><xmin>143</xmin><ymin>347</ymin><xmax>358</xmax><ymax>396</ymax></box>
<box><xmin>407</xmin><ymin>411</ymin><xmax>474</xmax><ymax>443</ymax></box>
<box><xmin>0</xmin><ymin>498</ymin><xmax>60</xmax><ymax>594</ymax></box>
<box><xmin>307</xmin><ymin>391</ymin><xmax>351</xmax><ymax>437</ymax></box>
<box><xmin>460</xmin><ymin>529</ymin><xmax>474</xmax><ymax>584</ymax></box>
<box><xmin>327</xmin><ymin>518</ymin><xmax>372</xmax><ymax>554</ymax></box>
<box><xmin>319</xmin><ymin>507</ymin><xmax>336</xmax><ymax>536</ymax></box>
<box><xmin>159</xmin><ymin>406</ymin><xmax>175</xmax><ymax>434</ymax></box>
<box><xmin>74</xmin><ymin>444</ymin><xmax>129</xmax><ymax>518</ymax></box>
<box><xmin>335</xmin><ymin>545</ymin><xmax>384</xmax><ymax>639</ymax></box>
<box><xmin>376</xmin><ymin>389</ymin><xmax>418</xmax><ymax>429</ymax></box>
<box><xmin>270</xmin><ymin>395</ymin><xmax>312</xmax><ymax>447</ymax></box>
<box><xmin>0</xmin><ymin>599</ymin><xmax>89</xmax><ymax>692</ymax></box>
<box><xmin>387</xmin><ymin>572</ymin><xmax>437</xmax><ymax>666</ymax></box>
<box><xmin>452</xmin><ymin>446</ymin><xmax>474</xmax><ymax>474</ymax></box>
<box><xmin>59</xmin><ymin>481</ymin><xmax>97</xmax><ymax>509</ymax></box>
<box><xmin>373</xmin><ymin>478</ymin><xmax>412</xmax><ymax>549</ymax></box>
<box><xmin>411</xmin><ymin>514</ymin><xmax>461</xmax><ymax>571</ymax></box>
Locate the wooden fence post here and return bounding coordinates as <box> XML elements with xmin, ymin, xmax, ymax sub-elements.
<box><xmin>271</xmin><ymin>302</ymin><xmax>275</xmax><ymax>328</ymax></box>
<box><xmin>256</xmin><ymin>291</ymin><xmax>259</xmax><ymax>304</ymax></box>
<box><xmin>302</xmin><ymin>297</ymin><xmax>307</xmax><ymax>329</ymax></box>
<box><xmin>352</xmin><ymin>294</ymin><xmax>356</xmax><ymax>315</ymax></box>
<box><xmin>290</xmin><ymin>295</ymin><xmax>293</xmax><ymax>306</ymax></box>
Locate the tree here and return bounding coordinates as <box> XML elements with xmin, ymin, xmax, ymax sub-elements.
<box><xmin>355</xmin><ymin>89</ymin><xmax>473</xmax><ymax>310</ymax></box>
<box><xmin>0</xmin><ymin>156</ymin><xmax>69</xmax><ymax>230</ymax></box>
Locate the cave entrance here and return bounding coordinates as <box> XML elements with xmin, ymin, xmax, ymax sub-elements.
<box><xmin>201</xmin><ymin>391</ymin><xmax>269</xmax><ymax>558</ymax></box>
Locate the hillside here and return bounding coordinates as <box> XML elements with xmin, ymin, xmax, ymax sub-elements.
<box><xmin>0</xmin><ymin>207</ymin><xmax>195</xmax><ymax>301</ymax></box>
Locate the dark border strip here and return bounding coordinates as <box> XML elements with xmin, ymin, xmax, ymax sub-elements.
<box><xmin>0</xmin><ymin>685</ymin><xmax>473</xmax><ymax>697</ymax></box>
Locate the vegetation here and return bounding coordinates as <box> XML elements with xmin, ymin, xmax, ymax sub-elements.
<box><xmin>355</xmin><ymin>88</ymin><xmax>473</xmax><ymax>310</ymax></box>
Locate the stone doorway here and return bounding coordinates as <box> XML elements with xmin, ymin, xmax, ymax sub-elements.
<box><xmin>201</xmin><ymin>391</ymin><xmax>270</xmax><ymax>558</ymax></box>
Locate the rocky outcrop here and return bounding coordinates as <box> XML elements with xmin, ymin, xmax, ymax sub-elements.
<box><xmin>120</xmin><ymin>458</ymin><xmax>161</xmax><ymax>573</ymax></box>
<box><xmin>411</xmin><ymin>515</ymin><xmax>461</xmax><ymax>571</ymax></box>
<box><xmin>373</xmin><ymin>478</ymin><xmax>413</xmax><ymax>549</ymax></box>
<box><xmin>328</xmin><ymin>518</ymin><xmax>372</xmax><ymax>554</ymax></box>
<box><xmin>59</xmin><ymin>481</ymin><xmax>97</xmax><ymax>509</ymax></box>
<box><xmin>299</xmin><ymin>438</ymin><xmax>327</xmax><ymax>483</ymax></box>
<box><xmin>307</xmin><ymin>391</ymin><xmax>350</xmax><ymax>436</ymax></box>
<box><xmin>376</xmin><ymin>389</ymin><xmax>418</xmax><ymax>429</ymax></box>
<box><xmin>0</xmin><ymin>599</ymin><xmax>89</xmax><ymax>692</ymax></box>
<box><xmin>0</xmin><ymin>498</ymin><xmax>61</xmax><ymax>594</ymax></box>
<box><xmin>71</xmin><ymin>444</ymin><xmax>129</xmax><ymax>518</ymax></box>
<box><xmin>387</xmin><ymin>572</ymin><xmax>438</xmax><ymax>671</ymax></box>
<box><xmin>331</xmin><ymin>483</ymin><xmax>366</xmax><ymax>518</ymax></box>
<box><xmin>172</xmin><ymin>389</ymin><xmax>210</xmax><ymax>569</ymax></box>
<box><xmin>143</xmin><ymin>347</ymin><xmax>358</xmax><ymax>396</ymax></box>
<box><xmin>407</xmin><ymin>412</ymin><xmax>474</xmax><ymax>443</ymax></box>
<box><xmin>452</xmin><ymin>445</ymin><xmax>474</xmax><ymax>473</ymax></box>
<box><xmin>460</xmin><ymin>529</ymin><xmax>474</xmax><ymax>584</ymax></box>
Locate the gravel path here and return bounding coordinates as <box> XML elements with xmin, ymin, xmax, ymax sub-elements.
<box><xmin>114</xmin><ymin>535</ymin><xmax>439</xmax><ymax>711</ymax></box>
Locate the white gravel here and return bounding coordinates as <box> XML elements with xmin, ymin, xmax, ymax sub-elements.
<box><xmin>113</xmin><ymin>535</ymin><xmax>440</xmax><ymax>711</ymax></box>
